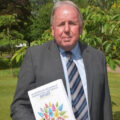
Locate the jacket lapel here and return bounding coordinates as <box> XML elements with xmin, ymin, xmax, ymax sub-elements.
<box><xmin>47</xmin><ymin>40</ymin><xmax>67</xmax><ymax>91</ymax></box>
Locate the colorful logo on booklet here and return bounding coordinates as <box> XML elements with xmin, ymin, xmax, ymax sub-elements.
<box><xmin>38</xmin><ymin>102</ymin><xmax>68</xmax><ymax>120</ymax></box>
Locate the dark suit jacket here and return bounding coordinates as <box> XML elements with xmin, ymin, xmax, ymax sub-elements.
<box><xmin>10</xmin><ymin>40</ymin><xmax>112</xmax><ymax>120</ymax></box>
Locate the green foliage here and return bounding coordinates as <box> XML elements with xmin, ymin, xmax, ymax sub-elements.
<box><xmin>11</xmin><ymin>29</ymin><xmax>53</xmax><ymax>64</ymax></box>
<box><xmin>73</xmin><ymin>0</ymin><xmax>116</xmax><ymax>9</ymax></box>
<box><xmin>0</xmin><ymin>30</ymin><xmax>10</xmax><ymax>47</ymax></box>
<box><xmin>0</xmin><ymin>56</ymin><xmax>20</xmax><ymax>69</ymax></box>
<box><xmin>80</xmin><ymin>6</ymin><xmax>120</xmax><ymax>69</ymax></box>
<box><xmin>0</xmin><ymin>14</ymin><xmax>26</xmax><ymax>54</ymax></box>
<box><xmin>72</xmin><ymin>0</ymin><xmax>88</xmax><ymax>8</ymax></box>
<box><xmin>31</xmin><ymin>29</ymin><xmax>53</xmax><ymax>46</ymax></box>
<box><xmin>0</xmin><ymin>14</ymin><xmax>18</xmax><ymax>27</ymax></box>
<box><xmin>0</xmin><ymin>0</ymin><xmax>31</xmax><ymax>23</ymax></box>
<box><xmin>10</xmin><ymin>46</ymin><xmax>27</xmax><ymax>65</ymax></box>
<box><xmin>30</xmin><ymin>0</ymin><xmax>51</xmax><ymax>10</ymax></box>
<box><xmin>0</xmin><ymin>58</ymin><xmax>10</xmax><ymax>69</ymax></box>
<box><xmin>11</xmin><ymin>5</ymin><xmax>120</xmax><ymax>70</ymax></box>
<box><xmin>29</xmin><ymin>2</ymin><xmax>53</xmax><ymax>41</ymax></box>
<box><xmin>88</xmin><ymin>0</ymin><xmax>114</xmax><ymax>9</ymax></box>
<box><xmin>0</xmin><ymin>0</ymin><xmax>32</xmax><ymax>46</ymax></box>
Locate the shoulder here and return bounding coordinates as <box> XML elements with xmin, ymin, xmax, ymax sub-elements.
<box><xmin>29</xmin><ymin>40</ymin><xmax>53</xmax><ymax>51</ymax></box>
<box><xmin>88</xmin><ymin>45</ymin><xmax>104</xmax><ymax>57</ymax></box>
<box><xmin>80</xmin><ymin>42</ymin><xmax>105</xmax><ymax>60</ymax></box>
<box><xmin>26</xmin><ymin>40</ymin><xmax>54</xmax><ymax>55</ymax></box>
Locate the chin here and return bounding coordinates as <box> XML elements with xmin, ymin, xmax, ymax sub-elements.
<box><xmin>61</xmin><ymin>44</ymin><xmax>74</xmax><ymax>51</ymax></box>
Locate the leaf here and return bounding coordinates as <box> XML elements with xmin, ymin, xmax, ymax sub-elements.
<box><xmin>44</xmin><ymin>107</ymin><xmax>48</xmax><ymax>113</ymax></box>
<box><xmin>109</xmin><ymin>24</ymin><xmax>116</xmax><ymax>34</ymax></box>
<box><xmin>49</xmin><ymin>102</ymin><xmax>51</xmax><ymax>107</ymax></box>
<box><xmin>16</xmin><ymin>54</ymin><xmax>22</xmax><ymax>63</ymax></box>
<box><xmin>60</xmin><ymin>111</ymin><xmax>66</xmax><ymax>116</ymax></box>
<box><xmin>102</xmin><ymin>41</ymin><xmax>109</xmax><ymax>46</ymax></box>
<box><xmin>38</xmin><ymin>112</ymin><xmax>44</xmax><ymax>117</ymax></box>
<box><xmin>56</xmin><ymin>102</ymin><xmax>58</xmax><ymax>107</ymax></box>
<box><xmin>102</xmin><ymin>24</ymin><xmax>109</xmax><ymax>34</ymax></box>
<box><xmin>112</xmin><ymin>14</ymin><xmax>120</xmax><ymax>20</ymax></box>
<box><xmin>45</xmin><ymin>103</ymin><xmax>49</xmax><ymax>108</ymax></box>
<box><xmin>114</xmin><ymin>59</ymin><xmax>120</xmax><ymax>66</ymax></box>
<box><xmin>105</xmin><ymin>43</ymin><xmax>111</xmax><ymax>53</ymax></box>
<box><xmin>96</xmin><ymin>37</ymin><xmax>102</xmax><ymax>44</ymax></box>
<box><xmin>109</xmin><ymin>59</ymin><xmax>116</xmax><ymax>70</ymax></box>
<box><xmin>52</xmin><ymin>104</ymin><xmax>56</xmax><ymax>111</ymax></box>
<box><xmin>54</xmin><ymin>109</ymin><xmax>59</xmax><ymax>118</ymax></box>
<box><xmin>48</xmin><ymin>108</ymin><xmax>53</xmax><ymax>117</ymax></box>
<box><xmin>58</xmin><ymin>104</ymin><xmax>63</xmax><ymax>111</ymax></box>
<box><xmin>10</xmin><ymin>46</ymin><xmax>27</xmax><ymax>63</ymax></box>
<box><xmin>81</xmin><ymin>29</ymin><xmax>87</xmax><ymax>40</ymax></box>
<box><xmin>63</xmin><ymin>115</ymin><xmax>68</xmax><ymax>118</ymax></box>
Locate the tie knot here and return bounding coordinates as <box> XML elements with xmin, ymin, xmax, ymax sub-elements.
<box><xmin>65</xmin><ymin>51</ymin><xmax>72</xmax><ymax>62</ymax></box>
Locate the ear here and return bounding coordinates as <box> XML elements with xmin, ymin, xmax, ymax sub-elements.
<box><xmin>51</xmin><ymin>26</ymin><xmax>55</xmax><ymax>37</ymax></box>
<box><xmin>79</xmin><ymin>26</ymin><xmax>83</xmax><ymax>35</ymax></box>
<box><xmin>79</xmin><ymin>22</ymin><xmax>84</xmax><ymax>35</ymax></box>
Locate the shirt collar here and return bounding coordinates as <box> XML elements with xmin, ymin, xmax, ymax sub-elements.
<box><xmin>59</xmin><ymin>42</ymin><xmax>82</xmax><ymax>59</ymax></box>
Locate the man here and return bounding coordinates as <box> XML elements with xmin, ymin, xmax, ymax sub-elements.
<box><xmin>10</xmin><ymin>1</ymin><xmax>112</xmax><ymax>120</ymax></box>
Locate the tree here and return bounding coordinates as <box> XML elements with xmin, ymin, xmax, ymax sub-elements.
<box><xmin>0</xmin><ymin>0</ymin><xmax>31</xmax><ymax>23</ymax></box>
<box><xmin>28</xmin><ymin>2</ymin><xmax>53</xmax><ymax>41</ymax></box>
<box><xmin>11</xmin><ymin>1</ymin><xmax>120</xmax><ymax>70</ymax></box>
<box><xmin>0</xmin><ymin>14</ymin><xmax>25</xmax><ymax>55</ymax></box>
<box><xmin>80</xmin><ymin>6</ymin><xmax>120</xmax><ymax>69</ymax></box>
<box><xmin>11</xmin><ymin>28</ymin><xmax>53</xmax><ymax>65</ymax></box>
<box><xmin>88</xmin><ymin>0</ymin><xmax>115</xmax><ymax>9</ymax></box>
<box><xmin>0</xmin><ymin>0</ymin><xmax>32</xmax><ymax>45</ymax></box>
<box><xmin>72</xmin><ymin>0</ymin><xmax>116</xmax><ymax>9</ymax></box>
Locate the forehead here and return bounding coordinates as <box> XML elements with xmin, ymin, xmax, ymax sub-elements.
<box><xmin>54</xmin><ymin>5</ymin><xmax>79</xmax><ymax>19</ymax></box>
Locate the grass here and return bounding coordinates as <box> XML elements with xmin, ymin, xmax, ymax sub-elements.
<box><xmin>108</xmin><ymin>72</ymin><xmax>120</xmax><ymax>120</ymax></box>
<box><xmin>0</xmin><ymin>68</ymin><xmax>18</xmax><ymax>120</ymax></box>
<box><xmin>0</xmin><ymin>68</ymin><xmax>120</xmax><ymax>120</ymax></box>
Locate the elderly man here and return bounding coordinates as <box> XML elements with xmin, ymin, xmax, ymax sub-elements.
<box><xmin>10</xmin><ymin>1</ymin><xmax>112</xmax><ymax>120</ymax></box>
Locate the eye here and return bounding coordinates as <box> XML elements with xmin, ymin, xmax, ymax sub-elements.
<box><xmin>69</xmin><ymin>21</ymin><xmax>76</xmax><ymax>25</ymax></box>
<box><xmin>58</xmin><ymin>22</ymin><xmax>65</xmax><ymax>26</ymax></box>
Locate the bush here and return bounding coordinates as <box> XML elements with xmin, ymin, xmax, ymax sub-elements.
<box><xmin>0</xmin><ymin>58</ymin><xmax>10</xmax><ymax>69</ymax></box>
<box><xmin>11</xmin><ymin>5</ymin><xmax>120</xmax><ymax>70</ymax></box>
<box><xmin>80</xmin><ymin>6</ymin><xmax>120</xmax><ymax>69</ymax></box>
<box><xmin>11</xmin><ymin>28</ymin><xmax>53</xmax><ymax>64</ymax></box>
<box><xmin>29</xmin><ymin>2</ymin><xmax>53</xmax><ymax>41</ymax></box>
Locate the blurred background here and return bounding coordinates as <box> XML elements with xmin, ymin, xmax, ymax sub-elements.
<box><xmin>0</xmin><ymin>0</ymin><xmax>120</xmax><ymax>120</ymax></box>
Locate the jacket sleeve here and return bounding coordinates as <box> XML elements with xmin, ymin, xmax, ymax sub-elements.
<box><xmin>10</xmin><ymin>48</ymin><xmax>36</xmax><ymax>120</ymax></box>
<box><xmin>102</xmin><ymin>53</ymin><xmax>113</xmax><ymax>120</ymax></box>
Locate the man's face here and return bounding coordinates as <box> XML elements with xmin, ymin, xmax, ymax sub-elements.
<box><xmin>51</xmin><ymin>5</ymin><xmax>83</xmax><ymax>51</ymax></box>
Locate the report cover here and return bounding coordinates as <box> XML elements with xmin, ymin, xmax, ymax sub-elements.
<box><xmin>28</xmin><ymin>79</ymin><xmax>75</xmax><ymax>120</ymax></box>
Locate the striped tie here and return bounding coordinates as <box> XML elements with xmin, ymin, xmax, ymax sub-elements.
<box><xmin>66</xmin><ymin>51</ymin><xmax>88</xmax><ymax>120</ymax></box>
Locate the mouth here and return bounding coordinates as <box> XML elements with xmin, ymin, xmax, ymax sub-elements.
<box><xmin>62</xmin><ymin>37</ymin><xmax>71</xmax><ymax>41</ymax></box>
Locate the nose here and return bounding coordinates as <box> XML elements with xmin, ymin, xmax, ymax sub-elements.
<box><xmin>64</xmin><ymin>23</ymin><xmax>70</xmax><ymax>33</ymax></box>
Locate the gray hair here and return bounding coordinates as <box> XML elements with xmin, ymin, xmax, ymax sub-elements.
<box><xmin>50</xmin><ymin>0</ymin><xmax>83</xmax><ymax>26</ymax></box>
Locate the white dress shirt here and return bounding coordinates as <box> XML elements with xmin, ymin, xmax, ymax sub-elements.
<box><xmin>59</xmin><ymin>43</ymin><xmax>90</xmax><ymax>120</ymax></box>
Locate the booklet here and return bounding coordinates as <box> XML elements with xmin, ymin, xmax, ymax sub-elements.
<box><xmin>28</xmin><ymin>79</ymin><xmax>75</xmax><ymax>120</ymax></box>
